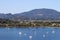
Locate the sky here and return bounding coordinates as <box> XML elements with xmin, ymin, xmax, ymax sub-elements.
<box><xmin>0</xmin><ymin>0</ymin><xmax>60</xmax><ymax>14</ymax></box>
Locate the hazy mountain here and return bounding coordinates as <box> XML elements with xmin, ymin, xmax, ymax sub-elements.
<box><xmin>0</xmin><ymin>8</ymin><xmax>60</xmax><ymax>20</ymax></box>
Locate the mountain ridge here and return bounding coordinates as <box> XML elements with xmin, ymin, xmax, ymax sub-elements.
<box><xmin>0</xmin><ymin>8</ymin><xmax>60</xmax><ymax>20</ymax></box>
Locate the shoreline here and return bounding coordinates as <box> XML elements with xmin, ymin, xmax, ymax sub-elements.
<box><xmin>0</xmin><ymin>20</ymin><xmax>60</xmax><ymax>28</ymax></box>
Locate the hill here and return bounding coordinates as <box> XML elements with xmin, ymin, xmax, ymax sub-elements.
<box><xmin>0</xmin><ymin>8</ymin><xmax>60</xmax><ymax>20</ymax></box>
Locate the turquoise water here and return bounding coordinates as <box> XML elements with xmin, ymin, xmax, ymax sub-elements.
<box><xmin>0</xmin><ymin>27</ymin><xmax>60</xmax><ymax>40</ymax></box>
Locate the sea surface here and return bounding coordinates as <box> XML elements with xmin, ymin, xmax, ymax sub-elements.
<box><xmin>0</xmin><ymin>27</ymin><xmax>60</xmax><ymax>40</ymax></box>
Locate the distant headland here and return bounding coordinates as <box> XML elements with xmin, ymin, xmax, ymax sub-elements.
<box><xmin>0</xmin><ymin>8</ymin><xmax>60</xmax><ymax>27</ymax></box>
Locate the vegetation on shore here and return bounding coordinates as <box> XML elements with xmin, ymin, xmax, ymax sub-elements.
<box><xmin>0</xmin><ymin>18</ymin><xmax>60</xmax><ymax>27</ymax></box>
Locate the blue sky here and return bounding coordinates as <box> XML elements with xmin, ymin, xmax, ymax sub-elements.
<box><xmin>0</xmin><ymin>0</ymin><xmax>60</xmax><ymax>14</ymax></box>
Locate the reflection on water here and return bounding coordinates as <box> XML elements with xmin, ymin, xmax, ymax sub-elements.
<box><xmin>24</xmin><ymin>33</ymin><xmax>27</xmax><ymax>36</ymax></box>
<box><xmin>19</xmin><ymin>32</ymin><xmax>22</xmax><ymax>35</ymax></box>
<box><xmin>46</xmin><ymin>31</ymin><xmax>49</xmax><ymax>34</ymax></box>
<box><xmin>29</xmin><ymin>35</ymin><xmax>32</xmax><ymax>40</ymax></box>
<box><xmin>43</xmin><ymin>34</ymin><xmax>46</xmax><ymax>38</ymax></box>
<box><xmin>52</xmin><ymin>30</ymin><xmax>55</xmax><ymax>34</ymax></box>
<box><xmin>0</xmin><ymin>27</ymin><xmax>60</xmax><ymax>40</ymax></box>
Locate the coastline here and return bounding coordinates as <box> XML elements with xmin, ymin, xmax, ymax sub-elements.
<box><xmin>0</xmin><ymin>20</ymin><xmax>60</xmax><ymax>28</ymax></box>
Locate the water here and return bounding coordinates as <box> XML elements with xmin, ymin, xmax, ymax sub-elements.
<box><xmin>0</xmin><ymin>27</ymin><xmax>60</xmax><ymax>40</ymax></box>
